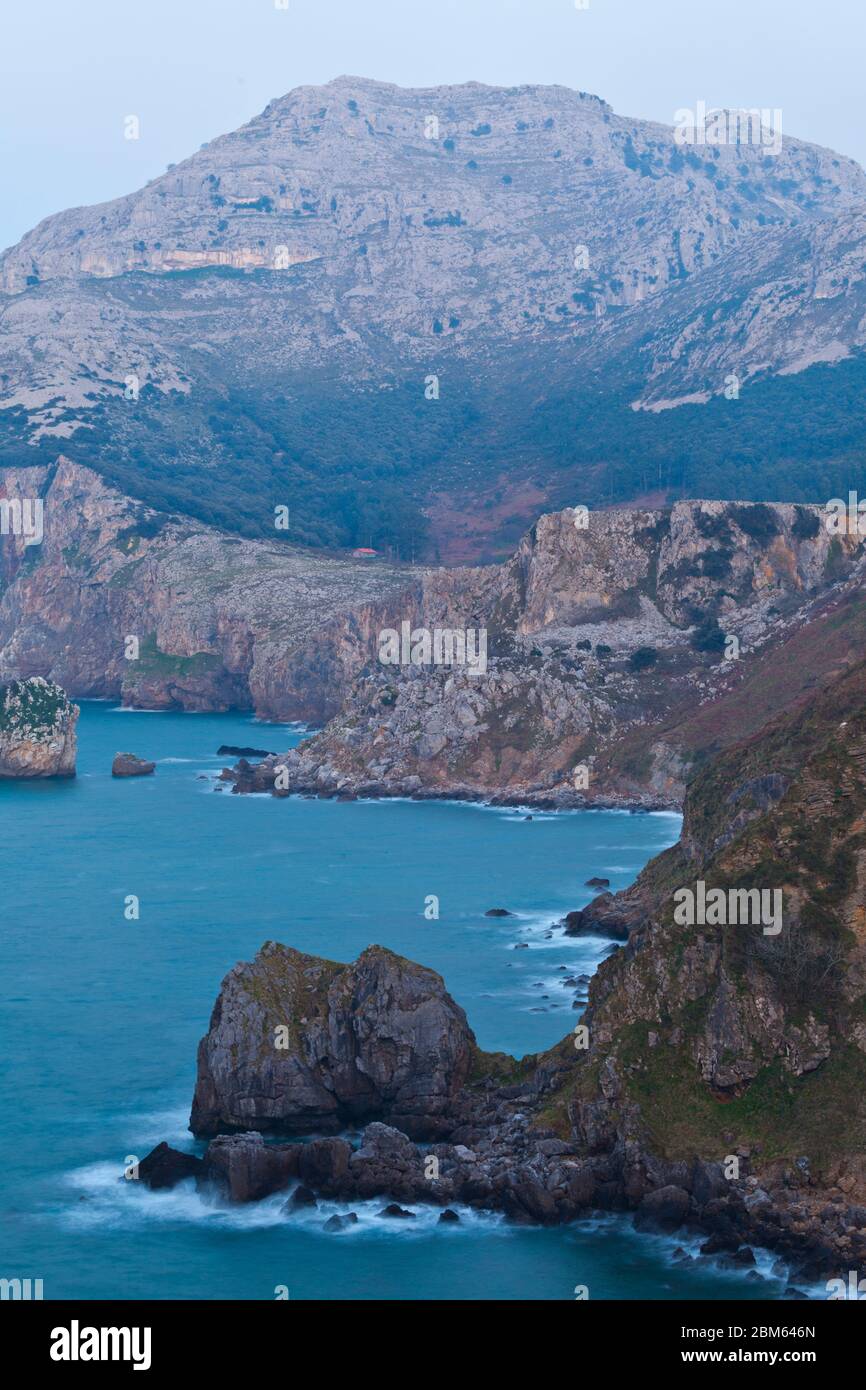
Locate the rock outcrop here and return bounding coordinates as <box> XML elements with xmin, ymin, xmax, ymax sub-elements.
<box><xmin>0</xmin><ymin>677</ymin><xmax>77</xmax><ymax>777</ymax></box>
<box><xmin>224</xmin><ymin>498</ymin><xmax>866</xmax><ymax>807</ymax></box>
<box><xmin>189</xmin><ymin>942</ymin><xmax>477</xmax><ymax>1140</ymax></box>
<box><xmin>6</xmin><ymin>461</ymin><xmax>866</xmax><ymax>809</ymax></box>
<box><xmin>112</xmin><ymin>752</ymin><xmax>155</xmax><ymax>777</ymax></box>
<box><xmin>0</xmin><ymin>458</ymin><xmax>412</xmax><ymax>722</ymax></box>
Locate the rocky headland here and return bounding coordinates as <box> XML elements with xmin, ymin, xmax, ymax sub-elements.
<box><xmin>0</xmin><ymin>676</ymin><xmax>77</xmax><ymax>777</ymax></box>
<box><xmin>141</xmin><ymin>656</ymin><xmax>866</xmax><ymax>1286</ymax></box>
<box><xmin>223</xmin><ymin>497</ymin><xmax>866</xmax><ymax>808</ymax></box>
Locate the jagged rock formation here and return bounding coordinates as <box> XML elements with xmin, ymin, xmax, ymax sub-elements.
<box><xmin>0</xmin><ymin>676</ymin><xmax>77</xmax><ymax>776</ymax></box>
<box><xmin>225</xmin><ymin>498</ymin><xmax>866</xmax><ymax>806</ymax></box>
<box><xmin>5</xmin><ymin>462</ymin><xmax>866</xmax><ymax>804</ymax></box>
<box><xmin>190</xmin><ymin>943</ymin><xmax>477</xmax><ymax>1139</ymax></box>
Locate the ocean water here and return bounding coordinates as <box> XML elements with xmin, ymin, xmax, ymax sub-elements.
<box><xmin>0</xmin><ymin>703</ymin><xmax>789</xmax><ymax>1300</ymax></box>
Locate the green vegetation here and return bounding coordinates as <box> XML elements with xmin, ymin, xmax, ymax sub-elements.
<box><xmin>0</xmin><ymin>678</ymin><xmax>68</xmax><ymax>734</ymax></box>
<box><xmin>128</xmin><ymin>634</ymin><xmax>222</xmax><ymax>679</ymax></box>
<box><xmin>4</xmin><ymin>340</ymin><xmax>866</xmax><ymax>560</ymax></box>
<box><xmin>629</xmin><ymin>646</ymin><xmax>658</xmax><ymax>671</ymax></box>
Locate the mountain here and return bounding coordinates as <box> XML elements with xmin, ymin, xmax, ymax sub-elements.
<box><xmin>3</xmin><ymin>76</ymin><xmax>866</xmax><ymax>558</ymax></box>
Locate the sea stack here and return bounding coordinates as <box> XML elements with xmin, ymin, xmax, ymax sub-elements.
<box><xmin>0</xmin><ymin>677</ymin><xmax>78</xmax><ymax>777</ymax></box>
<box><xmin>190</xmin><ymin>942</ymin><xmax>477</xmax><ymax>1140</ymax></box>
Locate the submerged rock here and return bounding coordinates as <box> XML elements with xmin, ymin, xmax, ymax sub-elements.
<box><xmin>323</xmin><ymin>1212</ymin><xmax>358</xmax><ymax>1232</ymax></box>
<box><xmin>289</xmin><ymin>1185</ymin><xmax>318</xmax><ymax>1208</ymax></box>
<box><xmin>112</xmin><ymin>752</ymin><xmax>156</xmax><ymax>777</ymax></box>
<box><xmin>217</xmin><ymin>745</ymin><xmax>276</xmax><ymax>758</ymax></box>
<box><xmin>0</xmin><ymin>677</ymin><xmax>77</xmax><ymax>778</ymax></box>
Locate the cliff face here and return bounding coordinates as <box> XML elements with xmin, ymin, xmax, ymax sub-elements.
<box><xmin>226</xmin><ymin>499</ymin><xmax>866</xmax><ymax>806</ymax></box>
<box><xmin>558</xmin><ymin>656</ymin><xmax>866</xmax><ymax>1233</ymax></box>
<box><xmin>0</xmin><ymin>458</ymin><xmax>412</xmax><ymax>720</ymax></box>
<box><xmin>5</xmin><ymin>462</ymin><xmax>866</xmax><ymax>806</ymax></box>
<box><xmin>0</xmin><ymin>677</ymin><xmax>77</xmax><ymax>776</ymax></box>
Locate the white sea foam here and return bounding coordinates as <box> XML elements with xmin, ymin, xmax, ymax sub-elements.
<box><xmin>58</xmin><ymin>1164</ymin><xmax>508</xmax><ymax>1240</ymax></box>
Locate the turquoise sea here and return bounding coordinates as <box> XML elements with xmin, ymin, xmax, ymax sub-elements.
<box><xmin>0</xmin><ymin>703</ymin><xmax>790</xmax><ymax>1299</ymax></box>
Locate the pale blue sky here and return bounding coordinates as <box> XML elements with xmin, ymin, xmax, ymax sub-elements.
<box><xmin>1</xmin><ymin>0</ymin><xmax>861</xmax><ymax>253</ymax></box>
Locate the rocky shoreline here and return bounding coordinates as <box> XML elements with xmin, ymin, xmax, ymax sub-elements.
<box><xmin>138</xmin><ymin>940</ymin><xmax>864</xmax><ymax>1292</ymax></box>
<box><xmin>219</xmin><ymin>754</ymin><xmax>682</xmax><ymax>813</ymax></box>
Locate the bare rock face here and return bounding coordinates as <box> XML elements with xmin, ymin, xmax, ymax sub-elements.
<box><xmin>0</xmin><ymin>677</ymin><xmax>77</xmax><ymax>777</ymax></box>
<box><xmin>226</xmin><ymin>498</ymin><xmax>866</xmax><ymax>808</ymax></box>
<box><xmin>112</xmin><ymin>752</ymin><xmax>155</xmax><ymax>777</ymax></box>
<box><xmin>1</xmin><ymin>75</ymin><xmax>864</xmax><ymax>429</ymax></box>
<box><xmin>202</xmin><ymin>1132</ymin><xmax>299</xmax><ymax>1202</ymax></box>
<box><xmin>189</xmin><ymin>942</ymin><xmax>477</xmax><ymax>1140</ymax></box>
<box><xmin>0</xmin><ymin>458</ymin><xmax>412</xmax><ymax>721</ymax></box>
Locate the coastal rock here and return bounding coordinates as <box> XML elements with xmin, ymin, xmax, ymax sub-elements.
<box><xmin>137</xmin><ymin>1143</ymin><xmax>203</xmax><ymax>1190</ymax></box>
<box><xmin>217</xmin><ymin>745</ymin><xmax>276</xmax><ymax>758</ymax></box>
<box><xmin>562</xmin><ymin>892</ymin><xmax>645</xmax><ymax>941</ymax></box>
<box><xmin>141</xmin><ymin>658</ymin><xmax>866</xmax><ymax>1277</ymax></box>
<box><xmin>223</xmin><ymin>498</ymin><xmax>866</xmax><ymax>810</ymax></box>
<box><xmin>0</xmin><ymin>677</ymin><xmax>77</xmax><ymax>778</ymax></box>
<box><xmin>190</xmin><ymin>943</ymin><xmax>477</xmax><ymax>1140</ymax></box>
<box><xmin>635</xmin><ymin>1185</ymin><xmax>692</xmax><ymax>1231</ymax></box>
<box><xmin>201</xmin><ymin>1131</ymin><xmax>299</xmax><ymax>1202</ymax></box>
<box><xmin>112</xmin><ymin>752</ymin><xmax>156</xmax><ymax>777</ymax></box>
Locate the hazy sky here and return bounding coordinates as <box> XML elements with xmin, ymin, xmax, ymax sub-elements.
<box><xmin>1</xmin><ymin>0</ymin><xmax>861</xmax><ymax>252</ymax></box>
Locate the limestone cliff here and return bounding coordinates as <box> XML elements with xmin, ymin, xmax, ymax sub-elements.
<box><xmin>0</xmin><ymin>676</ymin><xmax>77</xmax><ymax>777</ymax></box>
<box><xmin>226</xmin><ymin>498</ymin><xmax>866</xmax><ymax>807</ymax></box>
<box><xmin>0</xmin><ymin>458</ymin><xmax>412</xmax><ymax>721</ymax></box>
<box><xmin>6</xmin><ymin>459</ymin><xmax>866</xmax><ymax>804</ymax></box>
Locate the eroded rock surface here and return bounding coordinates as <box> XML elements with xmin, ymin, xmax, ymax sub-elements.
<box><xmin>0</xmin><ymin>676</ymin><xmax>77</xmax><ymax>777</ymax></box>
<box><xmin>112</xmin><ymin>752</ymin><xmax>155</xmax><ymax>777</ymax></box>
<box><xmin>190</xmin><ymin>942</ymin><xmax>477</xmax><ymax>1140</ymax></box>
